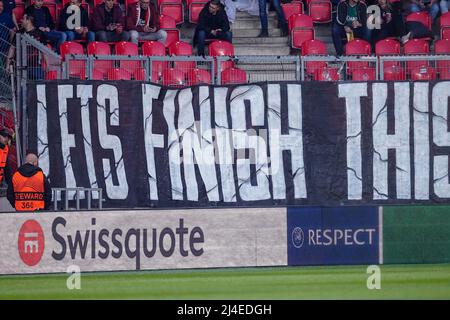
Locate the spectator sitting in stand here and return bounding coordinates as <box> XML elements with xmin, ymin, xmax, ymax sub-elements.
<box><xmin>126</xmin><ymin>0</ymin><xmax>167</xmax><ymax>45</ymax></box>
<box><xmin>193</xmin><ymin>0</ymin><xmax>232</xmax><ymax>56</ymax></box>
<box><xmin>332</xmin><ymin>0</ymin><xmax>370</xmax><ymax>56</ymax></box>
<box><xmin>367</xmin><ymin>0</ymin><xmax>396</xmax><ymax>49</ymax></box>
<box><xmin>25</xmin><ymin>0</ymin><xmax>66</xmax><ymax>53</ymax></box>
<box><xmin>59</xmin><ymin>0</ymin><xmax>95</xmax><ymax>43</ymax></box>
<box><xmin>91</xmin><ymin>0</ymin><xmax>130</xmax><ymax>42</ymax></box>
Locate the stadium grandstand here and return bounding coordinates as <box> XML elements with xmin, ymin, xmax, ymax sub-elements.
<box><xmin>0</xmin><ymin>0</ymin><xmax>450</xmax><ymax>302</ymax></box>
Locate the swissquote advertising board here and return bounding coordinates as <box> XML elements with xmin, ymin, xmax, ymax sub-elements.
<box><xmin>0</xmin><ymin>208</ymin><xmax>287</xmax><ymax>274</ymax></box>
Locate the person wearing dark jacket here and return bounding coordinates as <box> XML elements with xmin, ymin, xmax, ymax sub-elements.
<box><xmin>58</xmin><ymin>0</ymin><xmax>95</xmax><ymax>43</ymax></box>
<box><xmin>25</xmin><ymin>0</ymin><xmax>66</xmax><ymax>53</ymax></box>
<box><xmin>91</xmin><ymin>0</ymin><xmax>130</xmax><ymax>42</ymax></box>
<box><xmin>0</xmin><ymin>127</ymin><xmax>13</xmax><ymax>186</ymax></box>
<box><xmin>7</xmin><ymin>152</ymin><xmax>52</xmax><ymax>211</ymax></box>
<box><xmin>332</xmin><ymin>0</ymin><xmax>369</xmax><ymax>56</ymax></box>
<box><xmin>193</xmin><ymin>0</ymin><xmax>232</xmax><ymax>56</ymax></box>
<box><xmin>126</xmin><ymin>0</ymin><xmax>166</xmax><ymax>45</ymax></box>
<box><xmin>20</xmin><ymin>14</ymin><xmax>47</xmax><ymax>79</ymax></box>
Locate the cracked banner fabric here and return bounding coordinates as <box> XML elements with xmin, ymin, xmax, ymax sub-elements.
<box><xmin>26</xmin><ymin>80</ymin><xmax>450</xmax><ymax>208</ymax></box>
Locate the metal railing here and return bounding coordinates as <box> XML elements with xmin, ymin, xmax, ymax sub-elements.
<box><xmin>216</xmin><ymin>55</ymin><xmax>301</xmax><ymax>84</ymax></box>
<box><xmin>58</xmin><ymin>53</ymin><xmax>450</xmax><ymax>84</ymax></box>
<box><xmin>379</xmin><ymin>54</ymin><xmax>450</xmax><ymax>80</ymax></box>
<box><xmin>52</xmin><ymin>187</ymin><xmax>103</xmax><ymax>211</ymax></box>
<box><xmin>65</xmin><ymin>54</ymin><xmax>216</xmax><ymax>85</ymax></box>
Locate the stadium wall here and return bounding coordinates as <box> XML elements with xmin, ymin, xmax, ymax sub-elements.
<box><xmin>382</xmin><ymin>205</ymin><xmax>450</xmax><ymax>264</ymax></box>
<box><xmin>1</xmin><ymin>205</ymin><xmax>449</xmax><ymax>275</ymax></box>
<box><xmin>0</xmin><ymin>208</ymin><xmax>287</xmax><ymax>275</ymax></box>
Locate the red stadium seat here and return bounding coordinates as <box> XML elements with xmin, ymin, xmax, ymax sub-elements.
<box><xmin>313</xmin><ymin>67</ymin><xmax>340</xmax><ymax>81</ymax></box>
<box><xmin>187</xmin><ymin>0</ymin><xmax>208</xmax><ymax>24</ymax></box>
<box><xmin>60</xmin><ymin>41</ymin><xmax>86</xmax><ymax>79</ymax></box>
<box><xmin>404</xmin><ymin>39</ymin><xmax>430</xmax><ymax>73</ymax></box>
<box><xmin>186</xmin><ymin>68</ymin><xmax>211</xmax><ymax>85</ymax></box>
<box><xmin>434</xmin><ymin>39</ymin><xmax>450</xmax><ymax>79</ymax></box>
<box><xmin>375</xmin><ymin>38</ymin><xmax>401</xmax><ymax>69</ymax></box>
<box><xmin>441</xmin><ymin>12</ymin><xmax>450</xmax><ymax>39</ymax></box>
<box><xmin>281</xmin><ymin>1</ymin><xmax>303</xmax><ymax>21</ymax></box>
<box><xmin>162</xmin><ymin>68</ymin><xmax>186</xmax><ymax>87</ymax></box>
<box><xmin>158</xmin><ymin>0</ymin><xmax>184</xmax><ymax>25</ymax></box>
<box><xmin>87</xmin><ymin>41</ymin><xmax>113</xmax><ymax>76</ymax></box>
<box><xmin>352</xmin><ymin>67</ymin><xmax>376</xmax><ymax>81</ymax></box>
<box><xmin>142</xmin><ymin>41</ymin><xmax>168</xmax><ymax>81</ymax></box>
<box><xmin>159</xmin><ymin>14</ymin><xmax>180</xmax><ymax>47</ymax></box>
<box><xmin>92</xmin><ymin>69</ymin><xmax>104</xmax><ymax>80</ymax></box>
<box><xmin>221</xmin><ymin>67</ymin><xmax>247</xmax><ymax>84</ymax></box>
<box><xmin>209</xmin><ymin>40</ymin><xmax>234</xmax><ymax>72</ymax></box>
<box><xmin>309</xmin><ymin>0</ymin><xmax>332</xmax><ymax>23</ymax></box>
<box><xmin>133</xmin><ymin>68</ymin><xmax>146</xmax><ymax>80</ymax></box>
<box><xmin>43</xmin><ymin>2</ymin><xmax>58</xmax><ymax>22</ymax></box>
<box><xmin>410</xmin><ymin>66</ymin><xmax>436</xmax><ymax>80</ymax></box>
<box><xmin>115</xmin><ymin>41</ymin><xmax>141</xmax><ymax>74</ymax></box>
<box><xmin>13</xmin><ymin>3</ymin><xmax>25</xmax><ymax>22</ymax></box>
<box><xmin>288</xmin><ymin>14</ymin><xmax>314</xmax><ymax>50</ymax></box>
<box><xmin>107</xmin><ymin>68</ymin><xmax>132</xmax><ymax>80</ymax></box>
<box><xmin>45</xmin><ymin>70</ymin><xmax>58</xmax><ymax>80</ymax></box>
<box><xmin>168</xmin><ymin>41</ymin><xmax>196</xmax><ymax>71</ymax></box>
<box><xmin>383</xmin><ymin>65</ymin><xmax>406</xmax><ymax>80</ymax></box>
<box><xmin>406</xmin><ymin>12</ymin><xmax>432</xmax><ymax>30</ymax></box>
<box><xmin>406</xmin><ymin>12</ymin><xmax>432</xmax><ymax>40</ymax></box>
<box><xmin>345</xmin><ymin>39</ymin><xmax>371</xmax><ymax>75</ymax></box>
<box><xmin>301</xmin><ymin>39</ymin><xmax>327</xmax><ymax>76</ymax></box>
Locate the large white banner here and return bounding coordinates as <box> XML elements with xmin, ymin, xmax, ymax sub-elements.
<box><xmin>0</xmin><ymin>208</ymin><xmax>287</xmax><ymax>275</ymax></box>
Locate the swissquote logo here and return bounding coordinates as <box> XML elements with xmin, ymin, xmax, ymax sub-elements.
<box><xmin>18</xmin><ymin>220</ymin><xmax>45</xmax><ymax>266</ymax></box>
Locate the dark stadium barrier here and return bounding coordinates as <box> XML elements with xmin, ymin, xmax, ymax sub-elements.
<box><xmin>381</xmin><ymin>205</ymin><xmax>450</xmax><ymax>264</ymax></box>
<box><xmin>2</xmin><ymin>204</ymin><xmax>449</xmax><ymax>274</ymax></box>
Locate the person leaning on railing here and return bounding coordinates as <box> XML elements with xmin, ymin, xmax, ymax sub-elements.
<box><xmin>25</xmin><ymin>0</ymin><xmax>67</xmax><ymax>53</ymax></box>
<box><xmin>7</xmin><ymin>152</ymin><xmax>52</xmax><ymax>211</ymax></box>
<box><xmin>20</xmin><ymin>13</ymin><xmax>48</xmax><ymax>80</ymax></box>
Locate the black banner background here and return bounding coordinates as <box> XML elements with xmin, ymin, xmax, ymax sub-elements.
<box><xmin>26</xmin><ymin>80</ymin><xmax>450</xmax><ymax>208</ymax></box>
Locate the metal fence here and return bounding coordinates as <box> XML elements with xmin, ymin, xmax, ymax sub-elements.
<box><xmin>0</xmin><ymin>24</ymin><xmax>20</xmax><ymax>191</ymax></box>
<box><xmin>52</xmin><ymin>187</ymin><xmax>103</xmax><ymax>211</ymax></box>
<box><xmin>379</xmin><ymin>55</ymin><xmax>450</xmax><ymax>81</ymax></box>
<box><xmin>61</xmin><ymin>54</ymin><xmax>450</xmax><ymax>84</ymax></box>
<box><xmin>65</xmin><ymin>54</ymin><xmax>216</xmax><ymax>85</ymax></box>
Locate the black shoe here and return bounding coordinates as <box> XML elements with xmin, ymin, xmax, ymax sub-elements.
<box><xmin>258</xmin><ymin>30</ymin><xmax>269</xmax><ymax>37</ymax></box>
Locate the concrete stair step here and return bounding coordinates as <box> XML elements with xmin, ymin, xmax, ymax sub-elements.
<box><xmin>232</xmin><ymin>18</ymin><xmax>278</xmax><ymax>29</ymax></box>
<box><xmin>232</xmin><ymin>28</ymin><xmax>282</xmax><ymax>38</ymax></box>
<box><xmin>234</xmin><ymin>45</ymin><xmax>291</xmax><ymax>56</ymax></box>
<box><xmin>232</xmin><ymin>36</ymin><xmax>288</xmax><ymax>45</ymax></box>
<box><xmin>236</xmin><ymin>11</ymin><xmax>277</xmax><ymax>19</ymax></box>
<box><xmin>313</xmin><ymin>25</ymin><xmax>333</xmax><ymax>37</ymax></box>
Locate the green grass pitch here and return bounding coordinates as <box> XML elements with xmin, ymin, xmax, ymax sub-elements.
<box><xmin>1</xmin><ymin>264</ymin><xmax>449</xmax><ymax>299</ymax></box>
